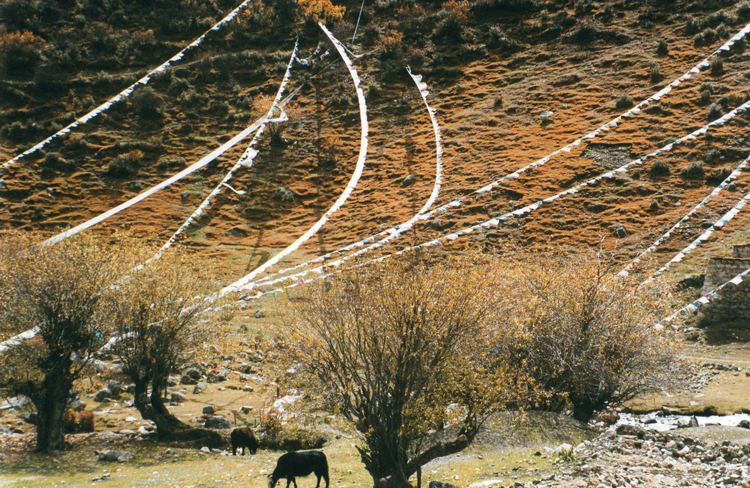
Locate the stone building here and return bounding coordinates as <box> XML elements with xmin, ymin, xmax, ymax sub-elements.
<box><xmin>699</xmin><ymin>244</ymin><xmax>750</xmax><ymax>324</ymax></box>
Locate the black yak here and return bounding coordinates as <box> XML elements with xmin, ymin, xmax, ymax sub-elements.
<box><xmin>230</xmin><ymin>427</ymin><xmax>259</xmax><ymax>456</ymax></box>
<box><xmin>268</xmin><ymin>450</ymin><xmax>329</xmax><ymax>488</ymax></box>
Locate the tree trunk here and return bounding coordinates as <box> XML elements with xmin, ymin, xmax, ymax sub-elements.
<box><xmin>132</xmin><ymin>379</ymin><xmax>224</xmax><ymax>448</ymax></box>
<box><xmin>34</xmin><ymin>373</ymin><xmax>72</xmax><ymax>453</ymax></box>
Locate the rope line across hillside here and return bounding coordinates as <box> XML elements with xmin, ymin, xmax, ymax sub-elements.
<box><xmin>222</xmin><ymin>23</ymin><xmax>369</xmax><ymax>294</ymax></box>
<box><xmin>620</xmin><ymin>154</ymin><xmax>750</xmax><ymax>278</ymax></box>
<box><xmin>250</xmin><ymin>20</ymin><xmax>750</xmax><ymax>288</ymax></box>
<box><xmin>154</xmin><ymin>39</ymin><xmax>300</xmax><ymax>259</ymax></box>
<box><xmin>0</xmin><ymin>0</ymin><xmax>256</xmax><ymax>175</ymax></box>
<box><xmin>247</xmin><ymin>67</ymin><xmax>443</xmax><ymax>291</ymax></box>
<box><xmin>238</xmin><ymin>99</ymin><xmax>750</xmax><ymax>301</ymax></box>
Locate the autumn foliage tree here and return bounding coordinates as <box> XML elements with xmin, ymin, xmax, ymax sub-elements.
<box><xmin>0</xmin><ymin>233</ymin><xmax>132</xmax><ymax>452</ymax></box>
<box><xmin>285</xmin><ymin>254</ymin><xmax>535</xmax><ymax>488</ymax></box>
<box><xmin>296</xmin><ymin>0</ymin><xmax>345</xmax><ymax>25</ymax></box>
<box><xmin>493</xmin><ymin>250</ymin><xmax>683</xmax><ymax>422</ymax></box>
<box><xmin>108</xmin><ymin>252</ymin><xmax>220</xmax><ymax>445</ymax></box>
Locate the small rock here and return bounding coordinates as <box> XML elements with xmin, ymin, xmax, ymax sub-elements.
<box><xmin>170</xmin><ymin>391</ymin><xmax>186</xmax><ymax>404</ymax></box>
<box><xmin>94</xmin><ymin>388</ymin><xmax>112</xmax><ymax>402</ymax></box>
<box><xmin>70</xmin><ymin>400</ymin><xmax>87</xmax><ymax>412</ymax></box>
<box><xmin>193</xmin><ymin>382</ymin><xmax>207</xmax><ymax>394</ymax></box>
<box><xmin>92</xmin><ymin>473</ymin><xmax>111</xmax><ymax>482</ymax></box>
<box><xmin>240</xmin><ymin>406</ymin><xmax>254</xmax><ymax>414</ymax></box>
<box><xmin>204</xmin><ymin>415</ymin><xmax>232</xmax><ymax>430</ymax></box>
<box><xmin>202</xmin><ymin>405</ymin><xmax>215</xmax><ymax>416</ymax></box>
<box><xmin>200</xmin><ymin>446</ymin><xmax>211</xmax><ymax>453</ymax></box>
<box><xmin>181</xmin><ymin>375</ymin><xmax>198</xmax><ymax>385</ymax></box>
<box><xmin>99</xmin><ymin>450</ymin><xmax>133</xmax><ymax>463</ymax></box>
<box><xmin>738</xmin><ymin>420</ymin><xmax>750</xmax><ymax>429</ymax></box>
<box><xmin>553</xmin><ymin>443</ymin><xmax>573</xmax><ymax>456</ymax></box>
<box><xmin>401</xmin><ymin>174</ymin><xmax>416</xmax><ymax>187</ymax></box>
<box><xmin>613</xmin><ymin>223</ymin><xmax>627</xmax><ymax>238</ymax></box>
<box><xmin>254</xmin><ymin>309</ymin><xmax>266</xmax><ymax>319</ymax></box>
<box><xmin>242</xmin><ymin>385</ymin><xmax>254</xmax><ymax>392</ymax></box>
<box><xmin>107</xmin><ymin>380</ymin><xmax>123</xmax><ymax>397</ymax></box>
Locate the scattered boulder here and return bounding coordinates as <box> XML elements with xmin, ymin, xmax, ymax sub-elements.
<box><xmin>207</xmin><ymin>371</ymin><xmax>227</xmax><ymax>383</ymax></box>
<box><xmin>193</xmin><ymin>382</ymin><xmax>207</xmax><ymax>394</ymax></box>
<box><xmin>181</xmin><ymin>375</ymin><xmax>198</xmax><ymax>385</ymax></box>
<box><xmin>613</xmin><ymin>223</ymin><xmax>627</xmax><ymax>238</ymax></box>
<box><xmin>553</xmin><ymin>443</ymin><xmax>573</xmax><ymax>456</ymax></box>
<box><xmin>401</xmin><ymin>174</ymin><xmax>416</xmax><ymax>187</ymax></box>
<box><xmin>94</xmin><ymin>388</ymin><xmax>112</xmax><ymax>402</ymax></box>
<box><xmin>738</xmin><ymin>420</ymin><xmax>750</xmax><ymax>429</ymax></box>
<box><xmin>98</xmin><ymin>450</ymin><xmax>133</xmax><ymax>463</ymax></box>
<box><xmin>616</xmin><ymin>423</ymin><xmax>646</xmax><ymax>438</ymax></box>
<box><xmin>202</xmin><ymin>405</ymin><xmax>215</xmax><ymax>416</ymax></box>
<box><xmin>275</xmin><ymin>187</ymin><xmax>295</xmax><ymax>202</ymax></box>
<box><xmin>254</xmin><ymin>309</ymin><xmax>266</xmax><ymax>319</ymax></box>
<box><xmin>107</xmin><ymin>380</ymin><xmax>123</xmax><ymax>397</ymax></box>
<box><xmin>69</xmin><ymin>400</ymin><xmax>87</xmax><ymax>412</ymax></box>
<box><xmin>204</xmin><ymin>416</ymin><xmax>232</xmax><ymax>430</ymax></box>
<box><xmin>240</xmin><ymin>406</ymin><xmax>254</xmax><ymax>414</ymax></box>
<box><xmin>182</xmin><ymin>367</ymin><xmax>202</xmax><ymax>381</ymax></box>
<box><xmin>170</xmin><ymin>391</ymin><xmax>186</xmax><ymax>404</ymax></box>
<box><xmin>429</xmin><ymin>482</ymin><xmax>459</xmax><ymax>488</ymax></box>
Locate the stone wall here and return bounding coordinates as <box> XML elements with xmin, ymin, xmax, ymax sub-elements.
<box><xmin>733</xmin><ymin>243</ymin><xmax>750</xmax><ymax>259</ymax></box>
<box><xmin>701</xmin><ymin>256</ymin><xmax>750</xmax><ymax>323</ymax></box>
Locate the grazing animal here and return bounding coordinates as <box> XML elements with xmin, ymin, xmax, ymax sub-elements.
<box><xmin>230</xmin><ymin>427</ymin><xmax>259</xmax><ymax>456</ymax></box>
<box><xmin>268</xmin><ymin>450</ymin><xmax>329</xmax><ymax>488</ymax></box>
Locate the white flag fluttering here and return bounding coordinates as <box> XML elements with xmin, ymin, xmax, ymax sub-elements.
<box><xmin>248</xmin><ymin>67</ymin><xmax>444</xmax><ymax>291</ymax></box>
<box><xmin>237</xmin><ymin>98</ymin><xmax>750</xmax><ymax>301</ymax></box>
<box><xmin>250</xmin><ymin>20</ymin><xmax>750</xmax><ymax>288</ymax></box>
<box><xmin>222</xmin><ymin>23</ymin><xmax>369</xmax><ymax>294</ymax></box>
<box><xmin>0</xmin><ymin>0</ymin><xmax>256</xmax><ymax>175</ymax></box>
<box><xmin>620</xmin><ymin>154</ymin><xmax>750</xmax><ymax>278</ymax></box>
<box><xmin>154</xmin><ymin>39</ymin><xmax>300</xmax><ymax>258</ymax></box>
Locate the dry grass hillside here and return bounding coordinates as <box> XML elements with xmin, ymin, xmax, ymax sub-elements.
<box><xmin>2</xmin><ymin>0</ymin><xmax>750</xmax><ymax>296</ymax></box>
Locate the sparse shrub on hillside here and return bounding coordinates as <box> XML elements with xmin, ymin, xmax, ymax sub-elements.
<box><xmin>78</xmin><ymin>411</ymin><xmax>95</xmax><ymax>433</ymax></box>
<box><xmin>649</xmin><ymin>61</ymin><xmax>662</xmax><ymax>83</ymax></box>
<box><xmin>433</xmin><ymin>0</ymin><xmax>470</xmax><ymax>42</ymax></box>
<box><xmin>656</xmin><ymin>39</ymin><xmax>668</xmax><ymax>55</ymax></box>
<box><xmin>62</xmin><ymin>409</ymin><xmax>77</xmax><ymax>433</ymax></box>
<box><xmin>129</xmin><ymin>87</ymin><xmax>163</xmax><ymax>120</ymax></box>
<box><xmin>693</xmin><ymin>27</ymin><xmax>716</xmax><ymax>46</ymax></box>
<box><xmin>574</xmin><ymin>0</ymin><xmax>593</xmax><ymax>16</ymax></box>
<box><xmin>681</xmin><ymin>161</ymin><xmax>705</xmax><ymax>179</ymax></box>
<box><xmin>739</xmin><ymin>1</ymin><xmax>750</xmax><ymax>19</ymax></box>
<box><xmin>106</xmin><ymin>150</ymin><xmax>143</xmax><ymax>177</ymax></box>
<box><xmin>707</xmin><ymin>102</ymin><xmax>723</xmax><ymax>121</ymax></box>
<box><xmin>42</xmin><ymin>152</ymin><xmax>70</xmax><ymax>171</ymax></box>
<box><xmin>567</xmin><ymin>24</ymin><xmax>598</xmax><ymax>44</ymax></box>
<box><xmin>649</xmin><ymin>159</ymin><xmax>670</xmax><ymax>177</ymax></box>
<box><xmin>711</xmin><ymin>57</ymin><xmax>724</xmax><ymax>75</ymax></box>
<box><xmin>168</xmin><ymin>77</ymin><xmax>191</xmax><ymax>96</ymax></box>
<box><xmin>0</xmin><ymin>30</ymin><xmax>46</xmax><ymax>76</ymax></box>
<box><xmin>704</xmin><ymin>149</ymin><xmax>722</xmax><ymax>163</ymax></box>
<box><xmin>1</xmin><ymin>0</ymin><xmax>37</xmax><ymax>31</ymax></box>
<box><xmin>156</xmin><ymin>155</ymin><xmax>186</xmax><ymax>172</ymax></box>
<box><xmin>377</xmin><ymin>29</ymin><xmax>403</xmax><ymax>60</ymax></box>
<box><xmin>615</xmin><ymin>93</ymin><xmax>633</xmax><ymax>109</ymax></box>
<box><xmin>707</xmin><ymin>166</ymin><xmax>732</xmax><ymax>183</ymax></box>
<box><xmin>686</xmin><ymin>16</ymin><xmax>699</xmax><ymax>35</ymax></box>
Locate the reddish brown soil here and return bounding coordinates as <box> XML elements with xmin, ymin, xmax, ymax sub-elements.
<box><xmin>2</xmin><ymin>1</ymin><xmax>750</xmax><ymax>297</ymax></box>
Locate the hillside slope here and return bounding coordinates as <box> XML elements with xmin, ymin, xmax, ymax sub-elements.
<box><xmin>2</xmin><ymin>0</ymin><xmax>750</xmax><ymax>296</ymax></box>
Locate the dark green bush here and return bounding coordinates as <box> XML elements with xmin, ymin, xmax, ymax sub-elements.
<box><xmin>649</xmin><ymin>159</ymin><xmax>670</xmax><ymax>177</ymax></box>
<box><xmin>681</xmin><ymin>161</ymin><xmax>705</xmax><ymax>179</ymax></box>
